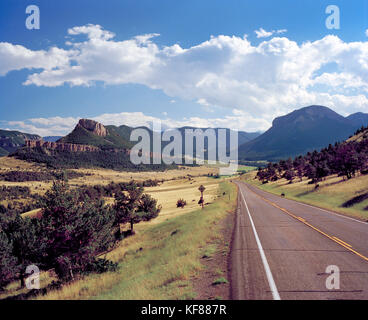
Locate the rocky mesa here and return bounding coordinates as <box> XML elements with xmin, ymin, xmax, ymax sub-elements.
<box><xmin>77</xmin><ymin>119</ymin><xmax>107</xmax><ymax>137</ymax></box>
<box><xmin>25</xmin><ymin>140</ymin><xmax>100</xmax><ymax>152</ymax></box>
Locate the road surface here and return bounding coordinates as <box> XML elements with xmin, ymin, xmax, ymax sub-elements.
<box><xmin>231</xmin><ymin>181</ymin><xmax>368</xmax><ymax>300</ymax></box>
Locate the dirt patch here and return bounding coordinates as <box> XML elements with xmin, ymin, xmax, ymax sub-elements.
<box><xmin>192</xmin><ymin>204</ymin><xmax>235</xmax><ymax>300</ymax></box>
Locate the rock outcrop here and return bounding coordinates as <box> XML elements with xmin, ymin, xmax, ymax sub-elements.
<box><xmin>25</xmin><ymin>140</ymin><xmax>100</xmax><ymax>152</ymax></box>
<box><xmin>77</xmin><ymin>119</ymin><xmax>107</xmax><ymax>137</ymax></box>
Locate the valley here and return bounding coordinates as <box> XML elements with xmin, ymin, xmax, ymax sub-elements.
<box><xmin>1</xmin><ymin>105</ymin><xmax>368</xmax><ymax>301</ymax></box>
<box><xmin>0</xmin><ymin>157</ymin><xmax>237</xmax><ymax>300</ymax></box>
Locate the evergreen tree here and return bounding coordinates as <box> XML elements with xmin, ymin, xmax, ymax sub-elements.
<box><xmin>0</xmin><ymin>231</ymin><xmax>18</xmax><ymax>290</ymax></box>
<box><xmin>114</xmin><ymin>184</ymin><xmax>160</xmax><ymax>233</ymax></box>
<box><xmin>40</xmin><ymin>181</ymin><xmax>116</xmax><ymax>281</ymax></box>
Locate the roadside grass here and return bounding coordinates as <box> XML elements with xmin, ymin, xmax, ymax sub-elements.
<box><xmin>34</xmin><ymin>180</ymin><xmax>237</xmax><ymax>300</ymax></box>
<box><xmin>241</xmin><ymin>171</ymin><xmax>368</xmax><ymax>220</ymax></box>
<box><xmin>0</xmin><ymin>270</ymin><xmax>57</xmax><ymax>300</ymax></box>
<box><xmin>212</xmin><ymin>277</ymin><xmax>229</xmax><ymax>286</ymax></box>
<box><xmin>201</xmin><ymin>244</ymin><xmax>217</xmax><ymax>259</ymax></box>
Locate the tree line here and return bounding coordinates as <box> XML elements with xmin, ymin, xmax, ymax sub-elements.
<box><xmin>256</xmin><ymin>126</ymin><xmax>368</xmax><ymax>184</ymax></box>
<box><xmin>12</xmin><ymin>147</ymin><xmax>176</xmax><ymax>171</ymax></box>
<box><xmin>0</xmin><ymin>170</ymin><xmax>86</xmax><ymax>182</ymax></box>
<box><xmin>0</xmin><ymin>178</ymin><xmax>160</xmax><ymax>293</ymax></box>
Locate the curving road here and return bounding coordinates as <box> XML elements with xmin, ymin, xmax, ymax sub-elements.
<box><xmin>231</xmin><ymin>181</ymin><xmax>368</xmax><ymax>300</ymax></box>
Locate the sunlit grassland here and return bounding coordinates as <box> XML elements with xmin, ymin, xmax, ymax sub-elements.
<box><xmin>34</xmin><ymin>180</ymin><xmax>236</xmax><ymax>300</ymax></box>
<box><xmin>237</xmin><ymin>165</ymin><xmax>257</xmax><ymax>172</ymax></box>
<box><xmin>241</xmin><ymin>171</ymin><xmax>368</xmax><ymax>220</ymax></box>
<box><xmin>0</xmin><ymin>156</ymin><xmax>219</xmax><ymax>197</ymax></box>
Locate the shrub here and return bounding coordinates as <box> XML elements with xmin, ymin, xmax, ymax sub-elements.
<box><xmin>176</xmin><ymin>198</ymin><xmax>187</xmax><ymax>208</ymax></box>
<box><xmin>212</xmin><ymin>277</ymin><xmax>228</xmax><ymax>285</ymax></box>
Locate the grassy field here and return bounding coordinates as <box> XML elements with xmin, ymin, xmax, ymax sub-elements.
<box><xmin>0</xmin><ymin>156</ymin><xmax>219</xmax><ymax>197</ymax></box>
<box><xmin>237</xmin><ymin>165</ymin><xmax>257</xmax><ymax>173</ymax></box>
<box><xmin>32</xmin><ymin>180</ymin><xmax>236</xmax><ymax>300</ymax></box>
<box><xmin>241</xmin><ymin>171</ymin><xmax>368</xmax><ymax>220</ymax></box>
<box><xmin>0</xmin><ymin>171</ymin><xmax>237</xmax><ymax>300</ymax></box>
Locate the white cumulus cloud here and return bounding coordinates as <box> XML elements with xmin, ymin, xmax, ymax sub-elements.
<box><xmin>255</xmin><ymin>27</ymin><xmax>287</xmax><ymax>38</ymax></box>
<box><xmin>0</xmin><ymin>24</ymin><xmax>367</xmax><ymax>127</ymax></box>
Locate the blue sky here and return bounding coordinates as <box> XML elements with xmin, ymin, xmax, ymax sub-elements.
<box><xmin>0</xmin><ymin>0</ymin><xmax>367</xmax><ymax>136</ymax></box>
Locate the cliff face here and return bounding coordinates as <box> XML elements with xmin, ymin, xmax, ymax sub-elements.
<box><xmin>24</xmin><ymin>139</ymin><xmax>132</xmax><ymax>154</ymax></box>
<box><xmin>0</xmin><ymin>130</ymin><xmax>41</xmax><ymax>155</ymax></box>
<box><xmin>25</xmin><ymin>140</ymin><xmax>100</xmax><ymax>152</ymax></box>
<box><xmin>77</xmin><ymin>119</ymin><xmax>107</xmax><ymax>137</ymax></box>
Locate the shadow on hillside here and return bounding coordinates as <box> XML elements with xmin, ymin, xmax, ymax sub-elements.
<box><xmin>341</xmin><ymin>192</ymin><xmax>368</xmax><ymax>208</ymax></box>
<box><xmin>295</xmin><ymin>178</ymin><xmax>346</xmax><ymax>198</ymax></box>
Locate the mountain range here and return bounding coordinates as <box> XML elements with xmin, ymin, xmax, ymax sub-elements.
<box><xmin>239</xmin><ymin>105</ymin><xmax>367</xmax><ymax>161</ymax></box>
<box><xmin>58</xmin><ymin>119</ymin><xmax>260</xmax><ymax>153</ymax></box>
<box><xmin>0</xmin><ymin>130</ymin><xmax>40</xmax><ymax>156</ymax></box>
<box><xmin>2</xmin><ymin>105</ymin><xmax>368</xmax><ymax>164</ymax></box>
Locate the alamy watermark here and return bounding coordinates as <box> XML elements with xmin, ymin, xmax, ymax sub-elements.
<box><xmin>325</xmin><ymin>5</ymin><xmax>340</xmax><ymax>30</ymax></box>
<box><xmin>25</xmin><ymin>5</ymin><xmax>40</xmax><ymax>30</ymax></box>
<box><xmin>129</xmin><ymin>121</ymin><xmax>238</xmax><ymax>175</ymax></box>
<box><xmin>25</xmin><ymin>264</ymin><xmax>40</xmax><ymax>290</ymax></box>
<box><xmin>325</xmin><ymin>265</ymin><xmax>340</xmax><ymax>290</ymax></box>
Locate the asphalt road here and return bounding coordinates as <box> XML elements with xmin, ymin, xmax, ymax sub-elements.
<box><xmin>231</xmin><ymin>181</ymin><xmax>368</xmax><ymax>300</ymax></box>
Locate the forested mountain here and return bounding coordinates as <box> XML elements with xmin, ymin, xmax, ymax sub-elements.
<box><xmin>256</xmin><ymin>125</ymin><xmax>368</xmax><ymax>184</ymax></box>
<box><xmin>346</xmin><ymin>112</ymin><xmax>368</xmax><ymax>128</ymax></box>
<box><xmin>239</xmin><ymin>105</ymin><xmax>361</xmax><ymax>161</ymax></box>
<box><xmin>0</xmin><ymin>129</ymin><xmax>41</xmax><ymax>156</ymax></box>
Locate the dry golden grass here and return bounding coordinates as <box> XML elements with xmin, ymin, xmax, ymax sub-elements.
<box><xmin>347</xmin><ymin>130</ymin><xmax>368</xmax><ymax>143</ymax></box>
<box><xmin>35</xmin><ymin>181</ymin><xmax>236</xmax><ymax>300</ymax></box>
<box><xmin>70</xmin><ymin>165</ymin><xmax>218</xmax><ymax>186</ymax></box>
<box><xmin>0</xmin><ymin>157</ymin><xmax>43</xmax><ymax>171</ymax></box>
<box><xmin>101</xmin><ymin>176</ymin><xmax>220</xmax><ymax>224</ymax></box>
<box><xmin>0</xmin><ymin>156</ymin><xmax>220</xmax><ymax>219</ymax></box>
<box><xmin>0</xmin><ymin>156</ymin><xmax>219</xmax><ymax>196</ymax></box>
<box><xmin>0</xmin><ymin>270</ymin><xmax>57</xmax><ymax>300</ymax></box>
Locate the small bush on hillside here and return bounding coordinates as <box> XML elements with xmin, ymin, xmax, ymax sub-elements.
<box><xmin>176</xmin><ymin>198</ymin><xmax>187</xmax><ymax>208</ymax></box>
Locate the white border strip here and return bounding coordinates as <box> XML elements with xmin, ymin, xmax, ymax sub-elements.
<box><xmin>249</xmin><ymin>183</ymin><xmax>367</xmax><ymax>226</ymax></box>
<box><xmin>238</xmin><ymin>186</ymin><xmax>281</xmax><ymax>300</ymax></box>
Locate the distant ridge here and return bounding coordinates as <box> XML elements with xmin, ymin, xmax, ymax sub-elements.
<box><xmin>43</xmin><ymin>136</ymin><xmax>63</xmax><ymax>142</ymax></box>
<box><xmin>346</xmin><ymin>112</ymin><xmax>368</xmax><ymax>128</ymax></box>
<box><xmin>239</xmin><ymin>105</ymin><xmax>360</xmax><ymax>161</ymax></box>
<box><xmin>0</xmin><ymin>129</ymin><xmax>41</xmax><ymax>156</ymax></box>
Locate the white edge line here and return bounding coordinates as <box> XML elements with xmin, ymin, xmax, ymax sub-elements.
<box><xmin>297</xmin><ymin>201</ymin><xmax>367</xmax><ymax>225</ymax></box>
<box><xmin>238</xmin><ymin>186</ymin><xmax>281</xmax><ymax>300</ymax></box>
<box><xmin>247</xmin><ymin>183</ymin><xmax>367</xmax><ymax>226</ymax></box>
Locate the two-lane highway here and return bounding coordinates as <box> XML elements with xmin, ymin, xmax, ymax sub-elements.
<box><xmin>231</xmin><ymin>181</ymin><xmax>368</xmax><ymax>300</ymax></box>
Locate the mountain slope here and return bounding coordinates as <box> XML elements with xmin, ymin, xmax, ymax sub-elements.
<box><xmin>60</xmin><ymin>120</ymin><xmax>260</xmax><ymax>157</ymax></box>
<box><xmin>0</xmin><ymin>146</ymin><xmax>8</xmax><ymax>156</ymax></box>
<box><xmin>346</xmin><ymin>112</ymin><xmax>368</xmax><ymax>128</ymax></box>
<box><xmin>239</xmin><ymin>105</ymin><xmax>358</xmax><ymax>161</ymax></box>
<box><xmin>0</xmin><ymin>129</ymin><xmax>41</xmax><ymax>156</ymax></box>
<box><xmin>58</xmin><ymin>119</ymin><xmax>134</xmax><ymax>150</ymax></box>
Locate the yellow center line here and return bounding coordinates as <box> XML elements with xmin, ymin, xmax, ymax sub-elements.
<box><xmin>332</xmin><ymin>236</ymin><xmax>352</xmax><ymax>248</ymax></box>
<box><xmin>245</xmin><ymin>186</ymin><xmax>368</xmax><ymax>263</ymax></box>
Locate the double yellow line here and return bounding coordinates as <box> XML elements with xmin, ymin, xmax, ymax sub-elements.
<box><xmin>249</xmin><ymin>188</ymin><xmax>368</xmax><ymax>263</ymax></box>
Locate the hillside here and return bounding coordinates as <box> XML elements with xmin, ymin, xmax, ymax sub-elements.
<box><xmin>58</xmin><ymin>119</ymin><xmax>133</xmax><ymax>150</ymax></box>
<box><xmin>245</xmin><ymin>125</ymin><xmax>368</xmax><ymax>220</ymax></box>
<box><xmin>347</xmin><ymin>126</ymin><xmax>368</xmax><ymax>143</ymax></box>
<box><xmin>346</xmin><ymin>112</ymin><xmax>368</xmax><ymax>128</ymax></box>
<box><xmin>0</xmin><ymin>129</ymin><xmax>41</xmax><ymax>156</ymax></box>
<box><xmin>11</xmin><ymin>119</ymin><xmax>171</xmax><ymax>171</ymax></box>
<box><xmin>239</xmin><ymin>105</ymin><xmax>359</xmax><ymax>161</ymax></box>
